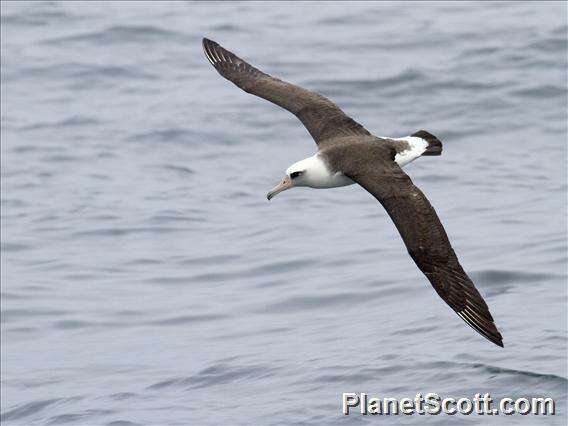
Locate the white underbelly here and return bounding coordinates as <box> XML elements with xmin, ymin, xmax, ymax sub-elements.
<box><xmin>321</xmin><ymin>172</ymin><xmax>355</xmax><ymax>188</ymax></box>
<box><xmin>307</xmin><ymin>171</ymin><xmax>355</xmax><ymax>189</ymax></box>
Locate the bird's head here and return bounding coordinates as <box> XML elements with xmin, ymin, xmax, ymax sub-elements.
<box><xmin>266</xmin><ymin>158</ymin><xmax>315</xmax><ymax>200</ymax></box>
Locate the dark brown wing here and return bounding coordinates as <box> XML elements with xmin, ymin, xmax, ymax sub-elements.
<box><xmin>342</xmin><ymin>153</ymin><xmax>503</xmax><ymax>347</ymax></box>
<box><xmin>202</xmin><ymin>38</ymin><xmax>370</xmax><ymax>146</ymax></box>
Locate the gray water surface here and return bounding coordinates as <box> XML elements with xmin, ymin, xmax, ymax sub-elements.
<box><xmin>1</xmin><ymin>1</ymin><xmax>567</xmax><ymax>425</ymax></box>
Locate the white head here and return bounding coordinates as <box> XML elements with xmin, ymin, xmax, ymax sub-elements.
<box><xmin>266</xmin><ymin>154</ymin><xmax>339</xmax><ymax>200</ymax></box>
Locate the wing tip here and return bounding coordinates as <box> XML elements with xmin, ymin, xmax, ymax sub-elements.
<box><xmin>492</xmin><ymin>328</ymin><xmax>504</xmax><ymax>348</ymax></box>
<box><xmin>458</xmin><ymin>310</ymin><xmax>504</xmax><ymax>348</ymax></box>
<box><xmin>202</xmin><ymin>37</ymin><xmax>216</xmax><ymax>48</ymax></box>
<box><xmin>488</xmin><ymin>329</ymin><xmax>504</xmax><ymax>348</ymax></box>
<box><xmin>490</xmin><ymin>334</ymin><xmax>504</xmax><ymax>348</ymax></box>
<box><xmin>202</xmin><ymin>37</ymin><xmax>237</xmax><ymax>68</ymax></box>
<box><xmin>202</xmin><ymin>37</ymin><xmax>221</xmax><ymax>66</ymax></box>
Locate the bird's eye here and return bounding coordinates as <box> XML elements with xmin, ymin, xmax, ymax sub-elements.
<box><xmin>290</xmin><ymin>171</ymin><xmax>303</xmax><ymax>179</ymax></box>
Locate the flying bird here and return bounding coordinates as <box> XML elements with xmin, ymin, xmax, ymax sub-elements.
<box><xmin>202</xmin><ymin>38</ymin><xmax>503</xmax><ymax>347</ymax></box>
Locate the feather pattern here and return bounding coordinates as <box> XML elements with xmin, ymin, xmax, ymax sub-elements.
<box><xmin>334</xmin><ymin>146</ymin><xmax>503</xmax><ymax>347</ymax></box>
<box><xmin>203</xmin><ymin>38</ymin><xmax>370</xmax><ymax>145</ymax></box>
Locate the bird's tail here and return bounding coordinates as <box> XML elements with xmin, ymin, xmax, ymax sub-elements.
<box><xmin>412</xmin><ymin>130</ymin><xmax>443</xmax><ymax>156</ymax></box>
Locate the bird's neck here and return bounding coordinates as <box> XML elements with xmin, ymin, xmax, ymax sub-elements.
<box><xmin>290</xmin><ymin>154</ymin><xmax>354</xmax><ymax>189</ymax></box>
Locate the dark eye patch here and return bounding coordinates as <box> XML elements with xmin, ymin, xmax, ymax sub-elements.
<box><xmin>290</xmin><ymin>171</ymin><xmax>303</xmax><ymax>179</ymax></box>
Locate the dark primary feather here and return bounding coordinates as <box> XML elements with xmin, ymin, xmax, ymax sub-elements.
<box><xmin>334</xmin><ymin>143</ymin><xmax>503</xmax><ymax>347</ymax></box>
<box><xmin>202</xmin><ymin>38</ymin><xmax>370</xmax><ymax>145</ymax></box>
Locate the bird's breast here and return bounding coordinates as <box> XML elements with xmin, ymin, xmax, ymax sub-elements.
<box><xmin>309</xmin><ymin>170</ymin><xmax>355</xmax><ymax>188</ymax></box>
<box><xmin>300</xmin><ymin>153</ymin><xmax>355</xmax><ymax>189</ymax></box>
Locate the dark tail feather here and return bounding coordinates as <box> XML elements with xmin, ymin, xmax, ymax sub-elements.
<box><xmin>412</xmin><ymin>130</ymin><xmax>442</xmax><ymax>156</ymax></box>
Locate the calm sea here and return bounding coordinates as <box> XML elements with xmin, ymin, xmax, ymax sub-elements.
<box><xmin>1</xmin><ymin>1</ymin><xmax>567</xmax><ymax>425</ymax></box>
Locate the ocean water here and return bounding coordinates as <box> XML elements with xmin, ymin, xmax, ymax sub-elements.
<box><xmin>1</xmin><ymin>1</ymin><xmax>567</xmax><ymax>425</ymax></box>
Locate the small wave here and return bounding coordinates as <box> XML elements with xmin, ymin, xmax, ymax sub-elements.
<box><xmin>527</xmin><ymin>36</ymin><xmax>567</xmax><ymax>53</ymax></box>
<box><xmin>309</xmin><ymin>69</ymin><xmax>425</xmax><ymax>95</ymax></box>
<box><xmin>426</xmin><ymin>78</ymin><xmax>505</xmax><ymax>92</ymax></box>
<box><xmin>209</xmin><ymin>23</ymin><xmax>245</xmax><ymax>33</ymax></box>
<box><xmin>7</xmin><ymin>144</ymin><xmax>44</xmax><ymax>154</ymax></box>
<box><xmin>0</xmin><ymin>292</ymin><xmax>29</xmax><ymax>300</ymax></box>
<box><xmin>1</xmin><ymin>398</ymin><xmax>65</xmax><ymax>422</ymax></box>
<box><xmin>314</xmin><ymin>364</ymin><xmax>399</xmax><ymax>384</ymax></box>
<box><xmin>145</xmin><ymin>313</ymin><xmax>228</xmax><ymax>327</ymax></box>
<box><xmin>46</xmin><ymin>409</ymin><xmax>116</xmax><ymax>425</ymax></box>
<box><xmin>3</xmin><ymin>62</ymin><xmax>157</xmax><ymax>85</ymax></box>
<box><xmin>459</xmin><ymin>46</ymin><xmax>500</xmax><ymax>58</ymax></box>
<box><xmin>43</xmin><ymin>154</ymin><xmax>82</xmax><ymax>163</ymax></box>
<box><xmin>43</xmin><ymin>25</ymin><xmax>192</xmax><ymax>46</ymax></box>
<box><xmin>177</xmin><ymin>254</ymin><xmax>240</xmax><ymax>266</ymax></box>
<box><xmin>158</xmin><ymin>164</ymin><xmax>195</xmax><ymax>175</ymax></box>
<box><xmin>417</xmin><ymin>360</ymin><xmax>568</xmax><ymax>392</ymax></box>
<box><xmin>471</xmin><ymin>269</ymin><xmax>559</xmax><ymax>285</ymax></box>
<box><xmin>510</xmin><ymin>85</ymin><xmax>567</xmax><ymax>99</ymax></box>
<box><xmin>72</xmin><ymin>226</ymin><xmax>182</xmax><ymax>238</ymax></box>
<box><xmin>147</xmin><ymin>214</ymin><xmax>195</xmax><ymax>225</ymax></box>
<box><xmin>415</xmin><ymin>173</ymin><xmax>450</xmax><ymax>183</ymax></box>
<box><xmin>52</xmin><ymin>320</ymin><xmax>94</xmax><ymax>330</ymax></box>
<box><xmin>144</xmin><ymin>272</ymin><xmax>230</xmax><ymax>286</ymax></box>
<box><xmin>247</xmin><ymin>258</ymin><xmax>317</xmax><ymax>276</ymax></box>
<box><xmin>20</xmin><ymin>116</ymin><xmax>101</xmax><ymax>131</ymax></box>
<box><xmin>46</xmin><ymin>413</ymin><xmax>87</xmax><ymax>425</ymax></box>
<box><xmin>106</xmin><ymin>421</ymin><xmax>142</xmax><ymax>426</ymax></box>
<box><xmin>126</xmin><ymin>128</ymin><xmax>198</xmax><ymax>144</ymax></box>
<box><xmin>105</xmin><ymin>393</ymin><xmax>138</xmax><ymax>401</ymax></box>
<box><xmin>317</xmin><ymin>13</ymin><xmax>378</xmax><ymax>26</ymax></box>
<box><xmin>259</xmin><ymin>290</ymin><xmax>383</xmax><ymax>314</ymax></box>
<box><xmin>2</xmin><ymin>308</ymin><xmax>70</xmax><ymax>324</ymax></box>
<box><xmin>1</xmin><ymin>9</ymin><xmax>71</xmax><ymax>27</ymax></box>
<box><xmin>469</xmin><ymin>363</ymin><xmax>568</xmax><ymax>393</ymax></box>
<box><xmin>1</xmin><ymin>241</ymin><xmax>32</xmax><ymax>252</ymax></box>
<box><xmin>153</xmin><ymin>257</ymin><xmax>317</xmax><ymax>286</ymax></box>
<box><xmin>147</xmin><ymin>363</ymin><xmax>277</xmax><ymax>390</ymax></box>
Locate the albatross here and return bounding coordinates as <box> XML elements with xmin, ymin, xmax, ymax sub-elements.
<box><xmin>202</xmin><ymin>38</ymin><xmax>504</xmax><ymax>347</ymax></box>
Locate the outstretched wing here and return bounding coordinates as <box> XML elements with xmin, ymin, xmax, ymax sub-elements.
<box><xmin>345</xmin><ymin>156</ymin><xmax>503</xmax><ymax>347</ymax></box>
<box><xmin>202</xmin><ymin>38</ymin><xmax>370</xmax><ymax>146</ymax></box>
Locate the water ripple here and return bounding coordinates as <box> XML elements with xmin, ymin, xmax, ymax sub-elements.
<box><xmin>147</xmin><ymin>363</ymin><xmax>277</xmax><ymax>390</ymax></box>
<box><xmin>2</xmin><ymin>2</ymin><xmax>566</xmax><ymax>425</ymax></box>
<box><xmin>1</xmin><ymin>398</ymin><xmax>79</xmax><ymax>422</ymax></box>
<box><xmin>43</xmin><ymin>25</ymin><xmax>193</xmax><ymax>45</ymax></box>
